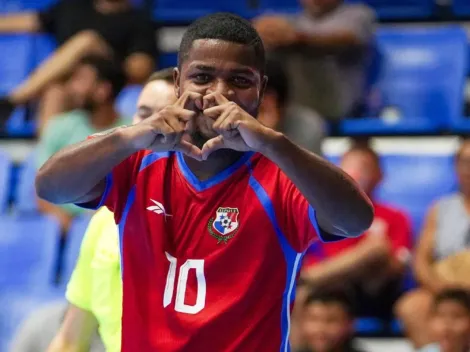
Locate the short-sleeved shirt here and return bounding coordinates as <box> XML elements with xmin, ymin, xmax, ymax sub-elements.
<box><xmin>37</xmin><ymin>110</ymin><xmax>128</xmax><ymax>215</ymax></box>
<box><xmin>274</xmin><ymin>4</ymin><xmax>376</xmax><ymax>119</ymax></box>
<box><xmin>66</xmin><ymin>207</ymin><xmax>122</xmax><ymax>352</ymax></box>
<box><xmin>77</xmin><ymin>150</ymin><xmax>344</xmax><ymax>351</ymax></box>
<box><xmin>305</xmin><ymin>202</ymin><xmax>412</xmax><ymax>266</ymax></box>
<box><xmin>38</xmin><ymin>0</ymin><xmax>157</xmax><ymax>63</ymax></box>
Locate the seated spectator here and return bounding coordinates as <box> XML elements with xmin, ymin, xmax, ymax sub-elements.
<box><xmin>395</xmin><ymin>139</ymin><xmax>470</xmax><ymax>349</ymax></box>
<box><xmin>258</xmin><ymin>58</ymin><xmax>325</xmax><ymax>156</ymax></box>
<box><xmin>36</xmin><ymin>56</ymin><xmax>128</xmax><ymax>233</ymax></box>
<box><xmin>302</xmin><ymin>144</ymin><xmax>412</xmax><ymax>319</ymax></box>
<box><xmin>11</xmin><ymin>69</ymin><xmax>176</xmax><ymax>352</ymax></box>
<box><xmin>0</xmin><ymin>0</ymin><xmax>156</xmax><ymax>130</ymax></box>
<box><xmin>296</xmin><ymin>288</ymin><xmax>365</xmax><ymax>352</ymax></box>
<box><xmin>253</xmin><ymin>0</ymin><xmax>376</xmax><ymax>120</ymax></box>
<box><xmin>419</xmin><ymin>289</ymin><xmax>470</xmax><ymax>352</ymax></box>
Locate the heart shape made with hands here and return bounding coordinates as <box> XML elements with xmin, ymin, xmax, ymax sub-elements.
<box><xmin>174</xmin><ymin>91</ymin><xmax>255</xmax><ymax>161</ymax></box>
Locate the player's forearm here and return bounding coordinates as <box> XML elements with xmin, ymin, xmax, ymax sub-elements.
<box><xmin>36</xmin><ymin>126</ymin><xmax>137</xmax><ymax>205</ymax></box>
<box><xmin>0</xmin><ymin>13</ymin><xmax>41</xmax><ymax>33</ymax></box>
<box><xmin>262</xmin><ymin>133</ymin><xmax>373</xmax><ymax>237</ymax></box>
<box><xmin>296</xmin><ymin>30</ymin><xmax>363</xmax><ymax>50</ymax></box>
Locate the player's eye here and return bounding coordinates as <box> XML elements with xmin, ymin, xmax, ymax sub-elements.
<box><xmin>193</xmin><ymin>74</ymin><xmax>211</xmax><ymax>84</ymax></box>
<box><xmin>231</xmin><ymin>76</ymin><xmax>251</xmax><ymax>88</ymax></box>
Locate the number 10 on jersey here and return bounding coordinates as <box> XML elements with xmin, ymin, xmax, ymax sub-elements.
<box><xmin>163</xmin><ymin>252</ymin><xmax>206</xmax><ymax>314</ymax></box>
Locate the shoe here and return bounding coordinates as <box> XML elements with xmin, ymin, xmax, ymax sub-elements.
<box><xmin>0</xmin><ymin>98</ymin><xmax>14</xmax><ymax>132</ymax></box>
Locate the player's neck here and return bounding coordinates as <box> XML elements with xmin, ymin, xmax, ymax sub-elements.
<box><xmin>183</xmin><ymin>150</ymin><xmax>246</xmax><ymax>182</ymax></box>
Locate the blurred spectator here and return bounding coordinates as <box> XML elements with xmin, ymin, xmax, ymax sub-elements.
<box><xmin>36</xmin><ymin>55</ymin><xmax>127</xmax><ymax>233</ymax></box>
<box><xmin>258</xmin><ymin>58</ymin><xmax>325</xmax><ymax>155</ymax></box>
<box><xmin>253</xmin><ymin>0</ymin><xmax>376</xmax><ymax>120</ymax></box>
<box><xmin>302</xmin><ymin>144</ymin><xmax>412</xmax><ymax>320</ymax></box>
<box><xmin>47</xmin><ymin>69</ymin><xmax>176</xmax><ymax>352</ymax></box>
<box><xmin>0</xmin><ymin>0</ymin><xmax>156</xmax><ymax>129</ymax></box>
<box><xmin>396</xmin><ymin>139</ymin><xmax>470</xmax><ymax>349</ymax></box>
<box><xmin>419</xmin><ymin>289</ymin><xmax>470</xmax><ymax>352</ymax></box>
<box><xmin>296</xmin><ymin>288</ymin><xmax>365</xmax><ymax>352</ymax></box>
<box><xmin>9</xmin><ymin>302</ymin><xmax>104</xmax><ymax>352</ymax></box>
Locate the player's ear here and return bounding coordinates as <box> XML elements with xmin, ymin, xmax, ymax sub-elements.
<box><xmin>173</xmin><ymin>67</ymin><xmax>181</xmax><ymax>98</ymax></box>
<box><xmin>258</xmin><ymin>75</ymin><xmax>268</xmax><ymax>107</ymax></box>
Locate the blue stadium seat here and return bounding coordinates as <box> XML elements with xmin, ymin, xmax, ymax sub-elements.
<box><xmin>341</xmin><ymin>27</ymin><xmax>467</xmax><ymax>135</ymax></box>
<box><xmin>0</xmin><ymin>0</ymin><xmax>57</xmax><ymax>12</ymax></box>
<box><xmin>350</xmin><ymin>0</ymin><xmax>435</xmax><ymax>20</ymax></box>
<box><xmin>0</xmin><ymin>152</ymin><xmax>11</xmax><ymax>214</ymax></box>
<box><xmin>61</xmin><ymin>215</ymin><xmax>91</xmax><ymax>287</ymax></box>
<box><xmin>158</xmin><ymin>52</ymin><xmax>177</xmax><ymax>69</ymax></box>
<box><xmin>0</xmin><ymin>215</ymin><xmax>60</xmax><ymax>291</ymax></box>
<box><xmin>33</xmin><ymin>34</ymin><xmax>56</xmax><ymax>67</ymax></box>
<box><xmin>154</xmin><ymin>0</ymin><xmax>230</xmax><ymax>22</ymax></box>
<box><xmin>453</xmin><ymin>0</ymin><xmax>470</xmax><ymax>17</ymax></box>
<box><xmin>116</xmin><ymin>85</ymin><xmax>142</xmax><ymax>119</ymax></box>
<box><xmin>376</xmin><ymin>154</ymin><xmax>457</xmax><ymax>236</ymax></box>
<box><xmin>15</xmin><ymin>151</ymin><xmax>38</xmax><ymax>214</ymax></box>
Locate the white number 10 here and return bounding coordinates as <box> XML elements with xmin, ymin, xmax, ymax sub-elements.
<box><xmin>163</xmin><ymin>252</ymin><xmax>206</xmax><ymax>314</ymax></box>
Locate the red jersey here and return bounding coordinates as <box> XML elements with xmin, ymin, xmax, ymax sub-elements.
<box><xmin>80</xmin><ymin>151</ymin><xmax>342</xmax><ymax>352</ymax></box>
<box><xmin>305</xmin><ymin>202</ymin><xmax>412</xmax><ymax>267</ymax></box>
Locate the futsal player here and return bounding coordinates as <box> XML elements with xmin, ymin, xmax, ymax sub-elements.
<box><xmin>36</xmin><ymin>13</ymin><xmax>373</xmax><ymax>351</ymax></box>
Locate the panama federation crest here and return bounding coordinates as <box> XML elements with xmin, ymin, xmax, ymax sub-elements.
<box><xmin>208</xmin><ymin>207</ymin><xmax>240</xmax><ymax>244</ymax></box>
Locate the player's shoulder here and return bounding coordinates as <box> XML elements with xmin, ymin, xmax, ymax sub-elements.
<box><xmin>130</xmin><ymin>150</ymin><xmax>172</xmax><ymax>173</ymax></box>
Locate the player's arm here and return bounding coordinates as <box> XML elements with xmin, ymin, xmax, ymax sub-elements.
<box><xmin>36</xmin><ymin>92</ymin><xmax>201</xmax><ymax>206</ymax></box>
<box><xmin>47</xmin><ymin>305</ymin><xmax>98</xmax><ymax>352</ymax></box>
<box><xmin>263</xmin><ymin>136</ymin><xmax>373</xmax><ymax>237</ymax></box>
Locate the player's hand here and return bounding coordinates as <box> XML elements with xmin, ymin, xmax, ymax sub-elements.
<box><xmin>129</xmin><ymin>92</ymin><xmax>204</xmax><ymax>160</ymax></box>
<box><xmin>201</xmin><ymin>93</ymin><xmax>279</xmax><ymax>160</ymax></box>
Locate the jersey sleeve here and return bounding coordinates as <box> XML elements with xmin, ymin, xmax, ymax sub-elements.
<box><xmin>66</xmin><ymin>210</ymin><xmax>107</xmax><ymax>311</ymax></box>
<box><xmin>271</xmin><ymin>166</ymin><xmax>345</xmax><ymax>253</ymax></box>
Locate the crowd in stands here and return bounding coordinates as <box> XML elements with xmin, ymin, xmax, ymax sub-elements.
<box><xmin>1</xmin><ymin>0</ymin><xmax>470</xmax><ymax>351</ymax></box>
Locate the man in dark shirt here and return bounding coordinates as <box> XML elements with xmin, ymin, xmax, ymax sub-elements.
<box><xmin>0</xmin><ymin>0</ymin><xmax>156</xmax><ymax>129</ymax></box>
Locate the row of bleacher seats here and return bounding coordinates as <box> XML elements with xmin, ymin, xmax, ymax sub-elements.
<box><xmin>1</xmin><ymin>0</ymin><xmax>470</xmax><ymax>21</ymax></box>
<box><xmin>0</xmin><ymin>214</ymin><xmax>90</xmax><ymax>352</ymax></box>
<box><xmin>2</xmin><ymin>26</ymin><xmax>470</xmax><ymax>136</ymax></box>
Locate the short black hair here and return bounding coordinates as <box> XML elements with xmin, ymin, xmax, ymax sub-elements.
<box><xmin>434</xmin><ymin>289</ymin><xmax>470</xmax><ymax>313</ymax></box>
<box><xmin>147</xmin><ymin>67</ymin><xmax>175</xmax><ymax>84</ymax></box>
<box><xmin>265</xmin><ymin>57</ymin><xmax>289</xmax><ymax>108</ymax></box>
<box><xmin>79</xmin><ymin>55</ymin><xmax>126</xmax><ymax>99</ymax></box>
<box><xmin>178</xmin><ymin>12</ymin><xmax>265</xmax><ymax>73</ymax></box>
<box><xmin>304</xmin><ymin>288</ymin><xmax>356</xmax><ymax>318</ymax></box>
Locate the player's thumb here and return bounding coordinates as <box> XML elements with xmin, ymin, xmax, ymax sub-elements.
<box><xmin>201</xmin><ymin>135</ymin><xmax>225</xmax><ymax>160</ymax></box>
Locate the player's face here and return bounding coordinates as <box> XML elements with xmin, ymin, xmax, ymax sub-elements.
<box><xmin>133</xmin><ymin>80</ymin><xmax>177</xmax><ymax>124</ymax></box>
<box><xmin>456</xmin><ymin>143</ymin><xmax>470</xmax><ymax>196</ymax></box>
<box><xmin>430</xmin><ymin>301</ymin><xmax>470</xmax><ymax>352</ymax></box>
<box><xmin>341</xmin><ymin>151</ymin><xmax>381</xmax><ymax>196</ymax></box>
<box><xmin>302</xmin><ymin>302</ymin><xmax>353</xmax><ymax>352</ymax></box>
<box><xmin>175</xmin><ymin>39</ymin><xmax>266</xmax><ymax>145</ymax></box>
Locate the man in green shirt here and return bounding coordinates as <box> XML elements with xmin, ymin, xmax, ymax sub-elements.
<box><xmin>36</xmin><ymin>55</ymin><xmax>128</xmax><ymax>233</ymax></box>
<box><xmin>45</xmin><ymin>68</ymin><xmax>176</xmax><ymax>352</ymax></box>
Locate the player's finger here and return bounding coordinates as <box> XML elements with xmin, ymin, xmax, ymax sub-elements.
<box><xmin>164</xmin><ymin>114</ymin><xmax>186</xmax><ymax>134</ymax></box>
<box><xmin>201</xmin><ymin>135</ymin><xmax>225</xmax><ymax>160</ymax></box>
<box><xmin>218</xmin><ymin>112</ymin><xmax>241</xmax><ymax>138</ymax></box>
<box><xmin>203</xmin><ymin>105</ymin><xmax>228</xmax><ymax>119</ymax></box>
<box><xmin>175</xmin><ymin>140</ymin><xmax>203</xmax><ymax>161</ymax></box>
<box><xmin>212</xmin><ymin>108</ymin><xmax>233</xmax><ymax>134</ymax></box>
<box><xmin>172</xmin><ymin>107</ymin><xmax>197</xmax><ymax>122</ymax></box>
<box><xmin>203</xmin><ymin>92</ymin><xmax>229</xmax><ymax>110</ymax></box>
<box><xmin>174</xmin><ymin>91</ymin><xmax>203</xmax><ymax>110</ymax></box>
<box><xmin>149</xmin><ymin>120</ymin><xmax>176</xmax><ymax>146</ymax></box>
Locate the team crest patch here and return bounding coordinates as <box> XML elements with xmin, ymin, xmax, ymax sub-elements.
<box><xmin>207</xmin><ymin>207</ymin><xmax>239</xmax><ymax>244</ymax></box>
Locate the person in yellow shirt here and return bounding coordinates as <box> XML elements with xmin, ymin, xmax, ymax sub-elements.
<box><xmin>46</xmin><ymin>68</ymin><xmax>177</xmax><ymax>352</ymax></box>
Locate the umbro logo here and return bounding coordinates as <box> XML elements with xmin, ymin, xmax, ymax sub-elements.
<box><xmin>147</xmin><ymin>199</ymin><xmax>172</xmax><ymax>219</ymax></box>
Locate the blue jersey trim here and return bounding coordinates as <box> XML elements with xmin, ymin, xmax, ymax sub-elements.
<box><xmin>247</xmin><ymin>172</ymin><xmax>302</xmax><ymax>352</ymax></box>
<box><xmin>176</xmin><ymin>151</ymin><xmax>254</xmax><ymax>192</ymax></box>
<box><xmin>309</xmin><ymin>206</ymin><xmax>345</xmax><ymax>243</ymax></box>
<box><xmin>74</xmin><ymin>173</ymin><xmax>113</xmax><ymax>210</ymax></box>
<box><xmin>139</xmin><ymin>152</ymin><xmax>170</xmax><ymax>172</ymax></box>
<box><xmin>118</xmin><ymin>185</ymin><xmax>136</xmax><ymax>278</ymax></box>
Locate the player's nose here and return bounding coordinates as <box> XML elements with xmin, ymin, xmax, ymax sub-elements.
<box><xmin>207</xmin><ymin>79</ymin><xmax>235</xmax><ymax>99</ymax></box>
